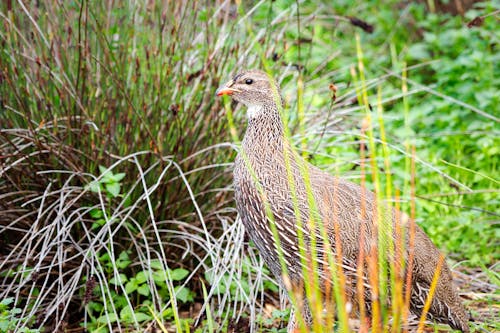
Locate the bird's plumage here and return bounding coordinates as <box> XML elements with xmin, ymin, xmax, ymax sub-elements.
<box><xmin>217</xmin><ymin>69</ymin><xmax>470</xmax><ymax>332</ymax></box>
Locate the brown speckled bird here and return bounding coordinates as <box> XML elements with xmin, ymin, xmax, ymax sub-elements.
<box><xmin>216</xmin><ymin>69</ymin><xmax>470</xmax><ymax>332</ymax></box>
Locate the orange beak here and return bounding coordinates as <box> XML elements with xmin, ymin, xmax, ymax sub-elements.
<box><xmin>216</xmin><ymin>82</ymin><xmax>240</xmax><ymax>96</ymax></box>
<box><xmin>216</xmin><ymin>87</ymin><xmax>234</xmax><ymax>96</ymax></box>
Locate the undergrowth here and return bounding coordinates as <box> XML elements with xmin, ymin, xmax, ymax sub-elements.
<box><xmin>0</xmin><ymin>0</ymin><xmax>498</xmax><ymax>332</ymax></box>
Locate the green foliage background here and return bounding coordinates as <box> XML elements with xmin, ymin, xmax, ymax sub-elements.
<box><xmin>0</xmin><ymin>0</ymin><xmax>498</xmax><ymax>332</ymax></box>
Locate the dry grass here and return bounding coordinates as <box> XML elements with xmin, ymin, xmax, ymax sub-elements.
<box><xmin>1</xmin><ymin>1</ymin><xmax>498</xmax><ymax>332</ymax></box>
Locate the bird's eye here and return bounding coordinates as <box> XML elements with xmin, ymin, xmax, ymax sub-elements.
<box><xmin>245</xmin><ymin>79</ymin><xmax>253</xmax><ymax>85</ymax></box>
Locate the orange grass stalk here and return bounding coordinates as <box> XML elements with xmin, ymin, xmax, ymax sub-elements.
<box><xmin>391</xmin><ymin>191</ymin><xmax>406</xmax><ymax>333</ymax></box>
<box><xmin>417</xmin><ymin>254</ymin><xmax>446</xmax><ymax>333</ymax></box>
<box><xmin>367</xmin><ymin>245</ymin><xmax>382</xmax><ymax>333</ymax></box>
<box><xmin>330</xmin><ymin>177</ymin><xmax>350</xmax><ymax>332</ymax></box>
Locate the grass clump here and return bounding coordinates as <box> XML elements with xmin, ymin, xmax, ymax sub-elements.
<box><xmin>1</xmin><ymin>0</ymin><xmax>498</xmax><ymax>332</ymax></box>
<box><xmin>0</xmin><ymin>1</ymin><xmax>285</xmax><ymax>331</ymax></box>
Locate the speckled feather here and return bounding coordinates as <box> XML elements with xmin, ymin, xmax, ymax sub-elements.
<box><xmin>218</xmin><ymin>69</ymin><xmax>470</xmax><ymax>332</ymax></box>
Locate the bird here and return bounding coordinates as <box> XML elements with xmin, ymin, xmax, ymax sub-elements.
<box><xmin>216</xmin><ymin>69</ymin><xmax>470</xmax><ymax>332</ymax></box>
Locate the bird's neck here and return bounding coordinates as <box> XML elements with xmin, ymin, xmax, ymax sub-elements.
<box><xmin>242</xmin><ymin>105</ymin><xmax>285</xmax><ymax>155</ymax></box>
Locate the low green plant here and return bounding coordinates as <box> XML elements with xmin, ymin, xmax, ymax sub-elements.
<box><xmin>257</xmin><ymin>309</ymin><xmax>290</xmax><ymax>333</ymax></box>
<box><xmin>205</xmin><ymin>256</ymin><xmax>278</xmax><ymax>303</ymax></box>
<box><xmin>0</xmin><ymin>298</ymin><xmax>40</xmax><ymax>333</ymax></box>
<box><xmin>87</xmin><ymin>166</ymin><xmax>126</xmax><ymax>199</ymax></box>
<box><xmin>1</xmin><ymin>0</ymin><xmax>497</xmax><ymax>331</ymax></box>
<box><xmin>84</xmin><ymin>252</ymin><xmax>194</xmax><ymax>332</ymax></box>
<box><xmin>86</xmin><ymin>166</ymin><xmax>127</xmax><ymax>229</ymax></box>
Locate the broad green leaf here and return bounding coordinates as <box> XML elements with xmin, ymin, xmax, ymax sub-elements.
<box><xmin>105</xmin><ymin>182</ymin><xmax>120</xmax><ymax>197</ymax></box>
<box><xmin>134</xmin><ymin>312</ymin><xmax>152</xmax><ymax>322</ymax></box>
<box><xmin>89</xmin><ymin>208</ymin><xmax>104</xmax><ymax>219</ymax></box>
<box><xmin>1</xmin><ymin>297</ymin><xmax>14</xmax><ymax>306</ymax></box>
<box><xmin>111</xmin><ymin>173</ymin><xmax>126</xmax><ymax>182</ymax></box>
<box><xmin>174</xmin><ymin>286</ymin><xmax>193</xmax><ymax>303</ymax></box>
<box><xmin>98</xmin><ymin>165</ymin><xmax>107</xmax><ymax>175</ymax></box>
<box><xmin>0</xmin><ymin>322</ymin><xmax>10</xmax><ymax>331</ymax></box>
<box><xmin>116</xmin><ymin>251</ymin><xmax>131</xmax><ymax>269</ymax></box>
<box><xmin>135</xmin><ymin>271</ymin><xmax>148</xmax><ymax>284</ymax></box>
<box><xmin>152</xmin><ymin>270</ymin><xmax>166</xmax><ymax>284</ymax></box>
<box><xmin>10</xmin><ymin>307</ymin><xmax>22</xmax><ymax>315</ymax></box>
<box><xmin>97</xmin><ymin>312</ymin><xmax>117</xmax><ymax>324</ymax></box>
<box><xmin>169</xmin><ymin>268</ymin><xmax>189</xmax><ymax>281</ymax></box>
<box><xmin>91</xmin><ymin>219</ymin><xmax>106</xmax><ymax>230</ymax></box>
<box><xmin>125</xmin><ymin>280</ymin><xmax>138</xmax><ymax>294</ymax></box>
<box><xmin>109</xmin><ymin>274</ymin><xmax>128</xmax><ymax>285</ymax></box>
<box><xmin>162</xmin><ymin>307</ymin><xmax>174</xmax><ymax>319</ymax></box>
<box><xmin>120</xmin><ymin>305</ymin><xmax>133</xmax><ymax>322</ymax></box>
<box><xmin>149</xmin><ymin>259</ymin><xmax>164</xmax><ymax>270</ymax></box>
<box><xmin>137</xmin><ymin>284</ymin><xmax>150</xmax><ymax>296</ymax></box>
<box><xmin>86</xmin><ymin>181</ymin><xmax>102</xmax><ymax>193</ymax></box>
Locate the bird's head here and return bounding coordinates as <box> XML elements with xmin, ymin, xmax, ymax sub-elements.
<box><xmin>216</xmin><ymin>70</ymin><xmax>282</xmax><ymax>111</ymax></box>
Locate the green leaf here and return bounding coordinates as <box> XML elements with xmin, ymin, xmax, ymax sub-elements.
<box><xmin>118</xmin><ymin>250</ymin><xmax>129</xmax><ymax>261</ymax></box>
<box><xmin>169</xmin><ymin>268</ymin><xmax>189</xmax><ymax>281</ymax></box>
<box><xmin>111</xmin><ymin>173</ymin><xmax>126</xmax><ymax>182</ymax></box>
<box><xmin>152</xmin><ymin>270</ymin><xmax>166</xmax><ymax>284</ymax></box>
<box><xmin>120</xmin><ymin>305</ymin><xmax>151</xmax><ymax>323</ymax></box>
<box><xmin>116</xmin><ymin>251</ymin><xmax>131</xmax><ymax>269</ymax></box>
<box><xmin>120</xmin><ymin>305</ymin><xmax>133</xmax><ymax>322</ymax></box>
<box><xmin>204</xmin><ymin>271</ymin><xmax>214</xmax><ymax>284</ymax></box>
<box><xmin>105</xmin><ymin>182</ymin><xmax>121</xmax><ymax>197</ymax></box>
<box><xmin>134</xmin><ymin>312</ymin><xmax>152</xmax><ymax>322</ymax></box>
<box><xmin>135</xmin><ymin>271</ymin><xmax>148</xmax><ymax>284</ymax></box>
<box><xmin>87</xmin><ymin>301</ymin><xmax>103</xmax><ymax>312</ymax></box>
<box><xmin>407</xmin><ymin>43</ymin><xmax>429</xmax><ymax>60</ymax></box>
<box><xmin>91</xmin><ymin>219</ymin><xmax>106</xmax><ymax>230</ymax></box>
<box><xmin>86</xmin><ymin>181</ymin><xmax>102</xmax><ymax>193</ymax></box>
<box><xmin>162</xmin><ymin>307</ymin><xmax>174</xmax><ymax>319</ymax></box>
<box><xmin>0</xmin><ymin>297</ymin><xmax>14</xmax><ymax>306</ymax></box>
<box><xmin>11</xmin><ymin>307</ymin><xmax>22</xmax><ymax>315</ymax></box>
<box><xmin>264</xmin><ymin>280</ymin><xmax>279</xmax><ymax>293</ymax></box>
<box><xmin>125</xmin><ymin>280</ymin><xmax>138</xmax><ymax>294</ymax></box>
<box><xmin>0</xmin><ymin>321</ymin><xmax>10</xmax><ymax>331</ymax></box>
<box><xmin>97</xmin><ymin>312</ymin><xmax>117</xmax><ymax>324</ymax></box>
<box><xmin>113</xmin><ymin>294</ymin><xmax>128</xmax><ymax>309</ymax></box>
<box><xmin>137</xmin><ymin>283</ymin><xmax>150</xmax><ymax>296</ymax></box>
<box><xmin>89</xmin><ymin>208</ymin><xmax>104</xmax><ymax>219</ymax></box>
<box><xmin>109</xmin><ymin>274</ymin><xmax>128</xmax><ymax>285</ymax></box>
<box><xmin>98</xmin><ymin>165</ymin><xmax>107</xmax><ymax>175</ymax></box>
<box><xmin>174</xmin><ymin>286</ymin><xmax>193</xmax><ymax>303</ymax></box>
<box><xmin>149</xmin><ymin>259</ymin><xmax>164</xmax><ymax>270</ymax></box>
<box><xmin>102</xmin><ymin>173</ymin><xmax>114</xmax><ymax>184</ymax></box>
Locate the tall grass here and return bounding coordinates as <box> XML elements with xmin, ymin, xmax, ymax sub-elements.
<box><xmin>1</xmin><ymin>0</ymin><xmax>498</xmax><ymax>332</ymax></box>
<box><xmin>219</xmin><ymin>3</ymin><xmax>498</xmax><ymax>331</ymax></box>
<box><xmin>0</xmin><ymin>1</ymin><xmax>296</xmax><ymax>331</ymax></box>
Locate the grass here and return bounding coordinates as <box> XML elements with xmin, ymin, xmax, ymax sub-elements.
<box><xmin>1</xmin><ymin>0</ymin><xmax>499</xmax><ymax>332</ymax></box>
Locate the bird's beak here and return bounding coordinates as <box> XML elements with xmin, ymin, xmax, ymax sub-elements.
<box><xmin>216</xmin><ymin>81</ymin><xmax>240</xmax><ymax>96</ymax></box>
